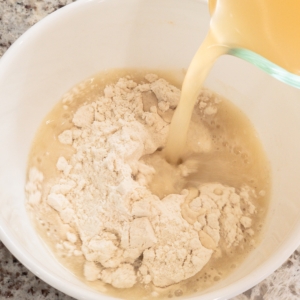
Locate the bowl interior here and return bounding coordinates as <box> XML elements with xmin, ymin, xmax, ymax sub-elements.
<box><xmin>1</xmin><ymin>0</ymin><xmax>300</xmax><ymax>299</ymax></box>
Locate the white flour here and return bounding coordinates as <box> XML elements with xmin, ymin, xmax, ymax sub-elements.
<box><xmin>26</xmin><ymin>75</ymin><xmax>258</xmax><ymax>291</ymax></box>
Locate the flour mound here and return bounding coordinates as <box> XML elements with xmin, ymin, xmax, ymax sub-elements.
<box><xmin>26</xmin><ymin>75</ymin><xmax>257</xmax><ymax>289</ymax></box>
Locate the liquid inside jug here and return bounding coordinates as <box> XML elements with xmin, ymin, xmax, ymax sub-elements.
<box><xmin>209</xmin><ymin>0</ymin><xmax>300</xmax><ymax>88</ymax></box>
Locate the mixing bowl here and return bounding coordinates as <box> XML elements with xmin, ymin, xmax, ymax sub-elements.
<box><xmin>1</xmin><ymin>0</ymin><xmax>300</xmax><ymax>299</ymax></box>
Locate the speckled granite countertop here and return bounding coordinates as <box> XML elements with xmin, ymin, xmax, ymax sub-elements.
<box><xmin>1</xmin><ymin>1</ymin><xmax>300</xmax><ymax>299</ymax></box>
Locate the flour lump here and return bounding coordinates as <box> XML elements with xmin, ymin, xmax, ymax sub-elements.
<box><xmin>26</xmin><ymin>74</ymin><xmax>261</xmax><ymax>295</ymax></box>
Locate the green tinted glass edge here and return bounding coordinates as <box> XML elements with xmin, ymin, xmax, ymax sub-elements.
<box><xmin>229</xmin><ymin>48</ymin><xmax>300</xmax><ymax>89</ymax></box>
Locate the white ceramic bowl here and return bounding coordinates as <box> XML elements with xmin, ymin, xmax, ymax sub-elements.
<box><xmin>1</xmin><ymin>0</ymin><xmax>300</xmax><ymax>299</ymax></box>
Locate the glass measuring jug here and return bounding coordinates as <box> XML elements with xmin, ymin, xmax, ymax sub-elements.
<box><xmin>209</xmin><ymin>0</ymin><xmax>300</xmax><ymax>89</ymax></box>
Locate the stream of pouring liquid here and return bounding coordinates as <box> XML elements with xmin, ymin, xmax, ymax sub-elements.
<box><xmin>165</xmin><ymin>0</ymin><xmax>300</xmax><ymax>163</ymax></box>
<box><xmin>164</xmin><ymin>33</ymin><xmax>227</xmax><ymax>164</ymax></box>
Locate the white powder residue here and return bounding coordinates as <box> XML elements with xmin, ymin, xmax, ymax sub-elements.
<box><xmin>26</xmin><ymin>75</ymin><xmax>257</xmax><ymax>290</ymax></box>
<box><xmin>25</xmin><ymin>168</ymin><xmax>43</xmax><ymax>205</ymax></box>
<box><xmin>197</xmin><ymin>88</ymin><xmax>221</xmax><ymax>116</ymax></box>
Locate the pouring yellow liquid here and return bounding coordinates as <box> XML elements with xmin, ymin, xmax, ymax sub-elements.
<box><xmin>165</xmin><ymin>0</ymin><xmax>300</xmax><ymax>163</ymax></box>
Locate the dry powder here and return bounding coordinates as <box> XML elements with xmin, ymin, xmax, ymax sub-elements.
<box><xmin>26</xmin><ymin>74</ymin><xmax>258</xmax><ymax>292</ymax></box>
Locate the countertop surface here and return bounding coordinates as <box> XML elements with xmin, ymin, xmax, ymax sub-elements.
<box><xmin>1</xmin><ymin>1</ymin><xmax>300</xmax><ymax>299</ymax></box>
